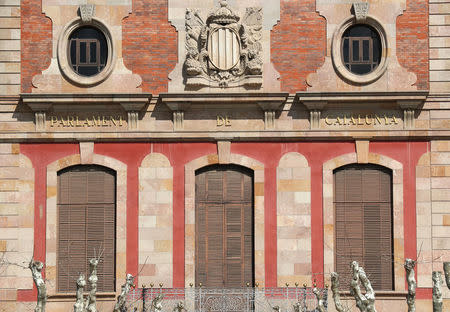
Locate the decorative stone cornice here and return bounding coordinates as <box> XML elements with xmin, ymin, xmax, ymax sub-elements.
<box><xmin>297</xmin><ymin>91</ymin><xmax>428</xmax><ymax>130</ymax></box>
<box><xmin>22</xmin><ymin>93</ymin><xmax>151</xmax><ymax>106</ymax></box>
<box><xmin>161</xmin><ymin>93</ymin><xmax>288</xmax><ymax>106</ymax></box>
<box><xmin>161</xmin><ymin>93</ymin><xmax>288</xmax><ymax>130</ymax></box>
<box><xmin>22</xmin><ymin>93</ymin><xmax>151</xmax><ymax>131</ymax></box>
<box><xmin>296</xmin><ymin>91</ymin><xmax>428</xmax><ymax>110</ymax></box>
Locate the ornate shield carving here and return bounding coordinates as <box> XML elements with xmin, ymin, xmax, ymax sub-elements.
<box><xmin>184</xmin><ymin>0</ymin><xmax>262</xmax><ymax>89</ymax></box>
<box><xmin>208</xmin><ymin>27</ymin><xmax>240</xmax><ymax>71</ymax></box>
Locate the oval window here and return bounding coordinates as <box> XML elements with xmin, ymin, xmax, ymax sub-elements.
<box><xmin>68</xmin><ymin>26</ymin><xmax>108</xmax><ymax>77</ymax></box>
<box><xmin>341</xmin><ymin>25</ymin><xmax>382</xmax><ymax>75</ymax></box>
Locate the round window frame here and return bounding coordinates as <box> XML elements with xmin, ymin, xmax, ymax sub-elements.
<box><xmin>331</xmin><ymin>16</ymin><xmax>388</xmax><ymax>85</ymax></box>
<box><xmin>207</xmin><ymin>27</ymin><xmax>241</xmax><ymax>71</ymax></box>
<box><xmin>58</xmin><ymin>18</ymin><xmax>115</xmax><ymax>86</ymax></box>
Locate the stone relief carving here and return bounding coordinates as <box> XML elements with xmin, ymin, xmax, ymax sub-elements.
<box><xmin>184</xmin><ymin>0</ymin><xmax>262</xmax><ymax>89</ymax></box>
<box><xmin>79</xmin><ymin>4</ymin><xmax>95</xmax><ymax>23</ymax></box>
<box><xmin>353</xmin><ymin>2</ymin><xmax>369</xmax><ymax>23</ymax></box>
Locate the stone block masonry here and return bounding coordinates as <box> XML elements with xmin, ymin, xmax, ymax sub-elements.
<box><xmin>429</xmin><ymin>0</ymin><xmax>450</xmax><ymax>93</ymax></box>
<box><xmin>0</xmin><ymin>143</ymin><xmax>34</xmax><ymax>306</ymax></box>
<box><xmin>0</xmin><ymin>0</ymin><xmax>20</xmax><ymax>95</ymax></box>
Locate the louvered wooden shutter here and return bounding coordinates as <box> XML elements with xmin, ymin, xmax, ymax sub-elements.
<box><xmin>334</xmin><ymin>165</ymin><xmax>393</xmax><ymax>290</ymax></box>
<box><xmin>58</xmin><ymin>165</ymin><xmax>116</xmax><ymax>293</ymax></box>
<box><xmin>195</xmin><ymin>165</ymin><xmax>254</xmax><ymax>288</ymax></box>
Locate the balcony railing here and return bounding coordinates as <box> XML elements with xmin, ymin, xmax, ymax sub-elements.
<box><xmin>126</xmin><ymin>287</ymin><xmax>328</xmax><ymax>312</ymax></box>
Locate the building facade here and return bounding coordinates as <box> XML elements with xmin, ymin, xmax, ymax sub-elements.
<box><xmin>0</xmin><ymin>0</ymin><xmax>449</xmax><ymax>311</ymax></box>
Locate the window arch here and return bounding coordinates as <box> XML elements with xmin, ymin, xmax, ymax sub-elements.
<box><xmin>57</xmin><ymin>165</ymin><xmax>116</xmax><ymax>292</ymax></box>
<box><xmin>195</xmin><ymin>164</ymin><xmax>254</xmax><ymax>287</ymax></box>
<box><xmin>333</xmin><ymin>164</ymin><xmax>393</xmax><ymax>290</ymax></box>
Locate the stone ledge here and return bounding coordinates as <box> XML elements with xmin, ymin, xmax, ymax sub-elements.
<box><xmin>297</xmin><ymin>91</ymin><xmax>429</xmax><ymax>110</ymax></box>
<box><xmin>160</xmin><ymin>93</ymin><xmax>289</xmax><ymax>111</ymax></box>
<box><xmin>21</xmin><ymin>93</ymin><xmax>151</xmax><ymax>108</ymax></box>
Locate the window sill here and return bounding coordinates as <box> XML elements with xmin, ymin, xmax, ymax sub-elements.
<box><xmin>338</xmin><ymin>290</ymin><xmax>408</xmax><ymax>299</ymax></box>
<box><xmin>48</xmin><ymin>292</ymin><xmax>116</xmax><ymax>301</ymax></box>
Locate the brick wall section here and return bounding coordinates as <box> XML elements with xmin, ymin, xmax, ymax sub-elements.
<box><xmin>21</xmin><ymin>0</ymin><xmax>51</xmax><ymax>93</ymax></box>
<box><xmin>0</xmin><ymin>0</ymin><xmax>20</xmax><ymax>95</ymax></box>
<box><xmin>271</xmin><ymin>0</ymin><xmax>326</xmax><ymax>93</ymax></box>
<box><xmin>122</xmin><ymin>0</ymin><xmax>177</xmax><ymax>94</ymax></box>
<box><xmin>397</xmin><ymin>0</ymin><xmax>429</xmax><ymax>90</ymax></box>
<box><xmin>429</xmin><ymin>0</ymin><xmax>450</xmax><ymax>93</ymax></box>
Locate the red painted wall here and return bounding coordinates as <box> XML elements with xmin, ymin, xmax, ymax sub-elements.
<box><xmin>18</xmin><ymin>144</ymin><xmax>79</xmax><ymax>301</ymax></box>
<box><xmin>18</xmin><ymin>141</ymin><xmax>431</xmax><ymax>299</ymax></box>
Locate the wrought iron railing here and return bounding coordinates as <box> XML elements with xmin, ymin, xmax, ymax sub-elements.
<box><xmin>126</xmin><ymin>287</ymin><xmax>328</xmax><ymax>312</ymax></box>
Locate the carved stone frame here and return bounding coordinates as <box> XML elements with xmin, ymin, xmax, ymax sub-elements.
<box><xmin>184</xmin><ymin>153</ymin><xmax>265</xmax><ymax>287</ymax></box>
<box><xmin>45</xmin><ymin>153</ymin><xmax>127</xmax><ymax>296</ymax></box>
<box><xmin>331</xmin><ymin>15</ymin><xmax>388</xmax><ymax>85</ymax></box>
<box><xmin>323</xmin><ymin>152</ymin><xmax>405</xmax><ymax>291</ymax></box>
<box><xmin>57</xmin><ymin>17</ymin><xmax>116</xmax><ymax>86</ymax></box>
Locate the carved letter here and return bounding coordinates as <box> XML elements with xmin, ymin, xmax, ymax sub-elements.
<box><xmin>67</xmin><ymin>116</ymin><xmax>75</xmax><ymax>127</ymax></box>
<box><xmin>375</xmin><ymin>115</ymin><xmax>383</xmax><ymax>125</ymax></box>
<box><xmin>217</xmin><ymin>115</ymin><xmax>225</xmax><ymax>127</ymax></box>
<box><xmin>225</xmin><ymin>116</ymin><xmax>231</xmax><ymax>127</ymax></box>
<box><xmin>50</xmin><ymin>116</ymin><xmax>58</xmax><ymax>127</ymax></box>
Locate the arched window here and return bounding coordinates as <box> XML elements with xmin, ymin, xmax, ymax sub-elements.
<box><xmin>334</xmin><ymin>164</ymin><xmax>393</xmax><ymax>290</ymax></box>
<box><xmin>57</xmin><ymin>165</ymin><xmax>116</xmax><ymax>292</ymax></box>
<box><xmin>195</xmin><ymin>165</ymin><xmax>254</xmax><ymax>288</ymax></box>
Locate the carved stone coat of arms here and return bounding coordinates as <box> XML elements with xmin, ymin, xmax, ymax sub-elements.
<box><xmin>184</xmin><ymin>0</ymin><xmax>263</xmax><ymax>89</ymax></box>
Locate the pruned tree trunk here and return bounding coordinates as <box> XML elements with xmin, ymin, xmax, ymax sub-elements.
<box><xmin>331</xmin><ymin>273</ymin><xmax>346</xmax><ymax>312</ymax></box>
<box><xmin>29</xmin><ymin>259</ymin><xmax>47</xmax><ymax>312</ymax></box>
<box><xmin>404</xmin><ymin>259</ymin><xmax>416</xmax><ymax>312</ymax></box>
<box><xmin>114</xmin><ymin>274</ymin><xmax>135</xmax><ymax>312</ymax></box>
<box><xmin>312</xmin><ymin>285</ymin><xmax>326</xmax><ymax>312</ymax></box>
<box><xmin>86</xmin><ymin>258</ymin><xmax>99</xmax><ymax>312</ymax></box>
<box><xmin>444</xmin><ymin>262</ymin><xmax>450</xmax><ymax>290</ymax></box>
<box><xmin>349</xmin><ymin>261</ymin><xmax>377</xmax><ymax>312</ymax></box>
<box><xmin>432</xmin><ymin>271</ymin><xmax>443</xmax><ymax>312</ymax></box>
<box><xmin>73</xmin><ymin>273</ymin><xmax>86</xmax><ymax>312</ymax></box>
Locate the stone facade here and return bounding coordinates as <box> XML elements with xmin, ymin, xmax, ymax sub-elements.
<box><xmin>0</xmin><ymin>0</ymin><xmax>448</xmax><ymax>311</ymax></box>
<box><xmin>139</xmin><ymin>153</ymin><xmax>173</xmax><ymax>287</ymax></box>
<box><xmin>0</xmin><ymin>0</ymin><xmax>20</xmax><ymax>95</ymax></box>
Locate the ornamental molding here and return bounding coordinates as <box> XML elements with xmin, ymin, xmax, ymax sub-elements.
<box><xmin>22</xmin><ymin>93</ymin><xmax>151</xmax><ymax>131</ymax></box>
<box><xmin>79</xmin><ymin>4</ymin><xmax>95</xmax><ymax>23</ymax></box>
<box><xmin>352</xmin><ymin>2</ymin><xmax>369</xmax><ymax>23</ymax></box>
<box><xmin>185</xmin><ymin>0</ymin><xmax>263</xmax><ymax>89</ymax></box>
